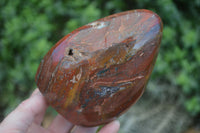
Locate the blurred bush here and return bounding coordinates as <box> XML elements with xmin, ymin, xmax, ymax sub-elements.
<box><xmin>0</xmin><ymin>0</ymin><xmax>199</xmax><ymax>119</ymax></box>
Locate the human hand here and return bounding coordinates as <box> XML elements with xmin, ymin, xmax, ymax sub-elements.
<box><xmin>0</xmin><ymin>88</ymin><xmax>120</xmax><ymax>133</ymax></box>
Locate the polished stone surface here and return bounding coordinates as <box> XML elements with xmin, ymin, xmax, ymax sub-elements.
<box><xmin>35</xmin><ymin>9</ymin><xmax>163</xmax><ymax>126</ymax></box>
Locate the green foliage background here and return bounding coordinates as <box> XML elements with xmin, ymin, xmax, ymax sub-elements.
<box><xmin>0</xmin><ymin>0</ymin><xmax>200</xmax><ymax>119</ymax></box>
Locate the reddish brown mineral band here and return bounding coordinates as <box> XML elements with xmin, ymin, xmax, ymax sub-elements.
<box><xmin>35</xmin><ymin>9</ymin><xmax>163</xmax><ymax>126</ymax></box>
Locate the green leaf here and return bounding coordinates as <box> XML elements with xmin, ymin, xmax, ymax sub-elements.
<box><xmin>185</xmin><ymin>97</ymin><xmax>200</xmax><ymax>116</ymax></box>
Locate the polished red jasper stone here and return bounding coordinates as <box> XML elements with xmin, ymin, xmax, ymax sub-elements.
<box><xmin>35</xmin><ymin>9</ymin><xmax>163</xmax><ymax>126</ymax></box>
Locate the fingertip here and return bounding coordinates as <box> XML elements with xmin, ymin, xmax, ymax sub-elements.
<box><xmin>109</xmin><ymin>120</ymin><xmax>120</xmax><ymax>132</ymax></box>
<box><xmin>31</xmin><ymin>88</ymin><xmax>40</xmax><ymax>97</ymax></box>
<box><xmin>19</xmin><ymin>89</ymin><xmax>46</xmax><ymax>112</ymax></box>
<box><xmin>99</xmin><ymin>120</ymin><xmax>120</xmax><ymax>133</ymax></box>
<box><xmin>113</xmin><ymin>120</ymin><xmax>120</xmax><ymax>128</ymax></box>
<box><xmin>71</xmin><ymin>125</ymin><xmax>98</xmax><ymax>133</ymax></box>
<box><xmin>48</xmin><ymin>114</ymin><xmax>74</xmax><ymax>133</ymax></box>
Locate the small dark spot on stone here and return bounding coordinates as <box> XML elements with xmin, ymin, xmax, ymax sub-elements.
<box><xmin>125</xmin><ymin>43</ymin><xmax>129</xmax><ymax>48</ymax></box>
<box><xmin>68</xmin><ymin>48</ymin><xmax>73</xmax><ymax>56</ymax></box>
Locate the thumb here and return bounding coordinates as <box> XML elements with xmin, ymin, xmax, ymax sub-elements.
<box><xmin>0</xmin><ymin>89</ymin><xmax>47</xmax><ymax>133</ymax></box>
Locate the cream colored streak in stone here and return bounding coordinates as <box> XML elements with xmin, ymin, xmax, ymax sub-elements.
<box><xmin>70</xmin><ymin>68</ymin><xmax>82</xmax><ymax>83</ymax></box>
<box><xmin>94</xmin><ymin>105</ymin><xmax>102</xmax><ymax>115</ymax></box>
<box><xmin>88</xmin><ymin>21</ymin><xmax>107</xmax><ymax>29</ymax></box>
<box><xmin>91</xmin><ymin>75</ymin><xmax>144</xmax><ymax>88</ymax></box>
<box><xmin>76</xmin><ymin>68</ymin><xmax>82</xmax><ymax>81</ymax></box>
<box><xmin>70</xmin><ymin>76</ymin><xmax>77</xmax><ymax>83</ymax></box>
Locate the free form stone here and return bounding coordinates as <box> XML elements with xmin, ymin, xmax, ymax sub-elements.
<box><xmin>35</xmin><ymin>9</ymin><xmax>163</xmax><ymax>126</ymax></box>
